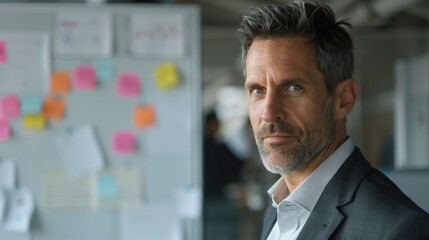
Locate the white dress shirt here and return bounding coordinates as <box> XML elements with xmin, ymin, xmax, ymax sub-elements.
<box><xmin>266</xmin><ymin>138</ymin><xmax>354</xmax><ymax>240</ymax></box>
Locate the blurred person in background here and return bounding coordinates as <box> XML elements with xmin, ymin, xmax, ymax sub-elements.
<box><xmin>236</xmin><ymin>1</ymin><xmax>429</xmax><ymax>239</ymax></box>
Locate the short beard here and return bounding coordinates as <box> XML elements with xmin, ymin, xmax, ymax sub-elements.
<box><xmin>256</xmin><ymin>96</ymin><xmax>335</xmax><ymax>174</ymax></box>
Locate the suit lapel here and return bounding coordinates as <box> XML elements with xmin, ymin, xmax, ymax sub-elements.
<box><xmin>260</xmin><ymin>206</ymin><xmax>277</xmax><ymax>240</ymax></box>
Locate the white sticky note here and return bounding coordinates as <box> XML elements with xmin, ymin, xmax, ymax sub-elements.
<box><xmin>3</xmin><ymin>188</ymin><xmax>35</xmax><ymax>233</ymax></box>
<box><xmin>175</xmin><ymin>186</ymin><xmax>202</xmax><ymax>219</ymax></box>
<box><xmin>56</xmin><ymin>124</ymin><xmax>105</xmax><ymax>179</ymax></box>
<box><xmin>0</xmin><ymin>159</ymin><xmax>15</xmax><ymax>189</ymax></box>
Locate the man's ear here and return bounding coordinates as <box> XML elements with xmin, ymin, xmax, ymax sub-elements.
<box><xmin>333</xmin><ymin>78</ymin><xmax>359</xmax><ymax>120</ymax></box>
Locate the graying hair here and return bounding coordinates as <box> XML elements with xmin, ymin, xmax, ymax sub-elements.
<box><xmin>236</xmin><ymin>0</ymin><xmax>353</xmax><ymax>93</ymax></box>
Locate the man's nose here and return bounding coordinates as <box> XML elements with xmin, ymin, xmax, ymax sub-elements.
<box><xmin>261</xmin><ymin>91</ymin><xmax>285</xmax><ymax>122</ymax></box>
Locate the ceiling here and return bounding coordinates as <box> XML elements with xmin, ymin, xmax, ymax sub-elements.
<box><xmin>138</xmin><ymin>0</ymin><xmax>429</xmax><ymax>30</ymax></box>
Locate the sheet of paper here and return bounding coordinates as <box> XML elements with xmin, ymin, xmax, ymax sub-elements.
<box><xmin>50</xmin><ymin>70</ymin><xmax>71</xmax><ymax>94</ymax></box>
<box><xmin>130</xmin><ymin>13</ymin><xmax>185</xmax><ymax>57</ymax></box>
<box><xmin>20</xmin><ymin>95</ymin><xmax>43</xmax><ymax>114</ymax></box>
<box><xmin>0</xmin><ymin>159</ymin><xmax>15</xmax><ymax>189</ymax></box>
<box><xmin>95</xmin><ymin>58</ymin><xmax>114</xmax><ymax>82</ymax></box>
<box><xmin>133</xmin><ymin>105</ymin><xmax>156</xmax><ymax>128</ymax></box>
<box><xmin>154</xmin><ymin>61</ymin><xmax>180</xmax><ymax>90</ymax></box>
<box><xmin>120</xmin><ymin>202</ymin><xmax>182</xmax><ymax>240</ymax></box>
<box><xmin>116</xmin><ymin>72</ymin><xmax>140</xmax><ymax>97</ymax></box>
<box><xmin>56</xmin><ymin>124</ymin><xmax>105</xmax><ymax>180</ymax></box>
<box><xmin>43</xmin><ymin>95</ymin><xmax>66</xmax><ymax>121</ymax></box>
<box><xmin>54</xmin><ymin>12</ymin><xmax>112</xmax><ymax>56</ymax></box>
<box><xmin>41</xmin><ymin>169</ymin><xmax>96</xmax><ymax>209</ymax></box>
<box><xmin>3</xmin><ymin>188</ymin><xmax>35</xmax><ymax>233</ymax></box>
<box><xmin>0</xmin><ymin>94</ymin><xmax>20</xmax><ymax>119</ymax></box>
<box><xmin>0</xmin><ymin>33</ymin><xmax>50</xmax><ymax>93</ymax></box>
<box><xmin>0</xmin><ymin>118</ymin><xmax>11</xmax><ymax>141</ymax></box>
<box><xmin>23</xmin><ymin>114</ymin><xmax>45</xmax><ymax>130</ymax></box>
<box><xmin>0</xmin><ymin>189</ymin><xmax>5</xmax><ymax>222</ymax></box>
<box><xmin>175</xmin><ymin>186</ymin><xmax>202</xmax><ymax>219</ymax></box>
<box><xmin>73</xmin><ymin>65</ymin><xmax>97</xmax><ymax>90</ymax></box>
<box><xmin>146</xmin><ymin>91</ymin><xmax>191</xmax><ymax>156</ymax></box>
<box><xmin>0</xmin><ymin>39</ymin><xmax>7</xmax><ymax>64</ymax></box>
<box><xmin>97</xmin><ymin>167</ymin><xmax>141</xmax><ymax>208</ymax></box>
<box><xmin>112</xmin><ymin>131</ymin><xmax>136</xmax><ymax>154</ymax></box>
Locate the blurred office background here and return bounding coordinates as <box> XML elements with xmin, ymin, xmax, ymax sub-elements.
<box><xmin>1</xmin><ymin>0</ymin><xmax>429</xmax><ymax>239</ymax></box>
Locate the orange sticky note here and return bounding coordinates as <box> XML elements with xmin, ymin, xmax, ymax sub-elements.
<box><xmin>43</xmin><ymin>96</ymin><xmax>66</xmax><ymax>121</ymax></box>
<box><xmin>154</xmin><ymin>61</ymin><xmax>180</xmax><ymax>90</ymax></box>
<box><xmin>134</xmin><ymin>105</ymin><xmax>155</xmax><ymax>128</ymax></box>
<box><xmin>23</xmin><ymin>114</ymin><xmax>45</xmax><ymax>130</ymax></box>
<box><xmin>51</xmin><ymin>70</ymin><xmax>71</xmax><ymax>94</ymax></box>
<box><xmin>0</xmin><ymin>118</ymin><xmax>11</xmax><ymax>141</ymax></box>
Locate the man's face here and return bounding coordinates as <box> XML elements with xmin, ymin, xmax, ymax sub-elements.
<box><xmin>244</xmin><ymin>36</ymin><xmax>336</xmax><ymax>174</ymax></box>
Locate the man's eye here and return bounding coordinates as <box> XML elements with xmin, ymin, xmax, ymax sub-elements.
<box><xmin>252</xmin><ymin>88</ymin><xmax>265</xmax><ymax>95</ymax></box>
<box><xmin>287</xmin><ymin>85</ymin><xmax>302</xmax><ymax>92</ymax></box>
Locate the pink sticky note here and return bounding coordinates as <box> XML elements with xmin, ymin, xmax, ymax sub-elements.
<box><xmin>73</xmin><ymin>65</ymin><xmax>96</xmax><ymax>90</ymax></box>
<box><xmin>0</xmin><ymin>94</ymin><xmax>20</xmax><ymax>119</ymax></box>
<box><xmin>112</xmin><ymin>131</ymin><xmax>136</xmax><ymax>154</ymax></box>
<box><xmin>0</xmin><ymin>118</ymin><xmax>11</xmax><ymax>141</ymax></box>
<box><xmin>116</xmin><ymin>72</ymin><xmax>141</xmax><ymax>97</ymax></box>
<box><xmin>0</xmin><ymin>40</ymin><xmax>7</xmax><ymax>64</ymax></box>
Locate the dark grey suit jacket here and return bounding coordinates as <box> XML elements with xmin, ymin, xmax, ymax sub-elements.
<box><xmin>261</xmin><ymin>148</ymin><xmax>429</xmax><ymax>240</ymax></box>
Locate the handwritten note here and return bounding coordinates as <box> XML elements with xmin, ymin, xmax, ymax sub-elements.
<box><xmin>73</xmin><ymin>65</ymin><xmax>96</xmax><ymax>90</ymax></box>
<box><xmin>112</xmin><ymin>130</ymin><xmax>136</xmax><ymax>154</ymax></box>
<box><xmin>133</xmin><ymin>105</ymin><xmax>156</xmax><ymax>128</ymax></box>
<box><xmin>20</xmin><ymin>95</ymin><xmax>43</xmax><ymax>114</ymax></box>
<box><xmin>0</xmin><ymin>118</ymin><xmax>11</xmax><ymax>141</ymax></box>
<box><xmin>43</xmin><ymin>95</ymin><xmax>66</xmax><ymax>121</ymax></box>
<box><xmin>51</xmin><ymin>70</ymin><xmax>71</xmax><ymax>94</ymax></box>
<box><xmin>130</xmin><ymin>13</ymin><xmax>185</xmax><ymax>57</ymax></box>
<box><xmin>116</xmin><ymin>72</ymin><xmax>140</xmax><ymax>97</ymax></box>
<box><xmin>23</xmin><ymin>114</ymin><xmax>45</xmax><ymax>130</ymax></box>
<box><xmin>56</xmin><ymin>124</ymin><xmax>105</xmax><ymax>180</ymax></box>
<box><xmin>3</xmin><ymin>188</ymin><xmax>35</xmax><ymax>233</ymax></box>
<box><xmin>0</xmin><ymin>39</ymin><xmax>7</xmax><ymax>64</ymax></box>
<box><xmin>0</xmin><ymin>94</ymin><xmax>20</xmax><ymax>119</ymax></box>
<box><xmin>154</xmin><ymin>61</ymin><xmax>180</xmax><ymax>90</ymax></box>
<box><xmin>54</xmin><ymin>12</ymin><xmax>112</xmax><ymax>56</ymax></box>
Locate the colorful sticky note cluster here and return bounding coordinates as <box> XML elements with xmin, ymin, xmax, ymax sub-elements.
<box><xmin>116</xmin><ymin>72</ymin><xmax>141</xmax><ymax>97</ymax></box>
<box><xmin>73</xmin><ymin>65</ymin><xmax>96</xmax><ymax>90</ymax></box>
<box><xmin>51</xmin><ymin>70</ymin><xmax>71</xmax><ymax>94</ymax></box>
<box><xmin>43</xmin><ymin>96</ymin><xmax>66</xmax><ymax>121</ymax></box>
<box><xmin>0</xmin><ymin>39</ymin><xmax>7</xmax><ymax>64</ymax></box>
<box><xmin>23</xmin><ymin>114</ymin><xmax>45</xmax><ymax>130</ymax></box>
<box><xmin>0</xmin><ymin>118</ymin><xmax>11</xmax><ymax>141</ymax></box>
<box><xmin>154</xmin><ymin>61</ymin><xmax>180</xmax><ymax>90</ymax></box>
<box><xmin>112</xmin><ymin>130</ymin><xmax>136</xmax><ymax>154</ymax></box>
<box><xmin>134</xmin><ymin>105</ymin><xmax>155</xmax><ymax>128</ymax></box>
<box><xmin>0</xmin><ymin>94</ymin><xmax>20</xmax><ymax>119</ymax></box>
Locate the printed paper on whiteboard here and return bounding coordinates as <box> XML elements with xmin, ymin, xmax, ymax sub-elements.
<box><xmin>0</xmin><ymin>32</ymin><xmax>49</xmax><ymax>93</ymax></box>
<box><xmin>130</xmin><ymin>13</ymin><xmax>186</xmax><ymax>57</ymax></box>
<box><xmin>55</xmin><ymin>12</ymin><xmax>112</xmax><ymax>56</ymax></box>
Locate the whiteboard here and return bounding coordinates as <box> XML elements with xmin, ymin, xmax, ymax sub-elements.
<box><xmin>0</xmin><ymin>3</ymin><xmax>202</xmax><ymax>240</ymax></box>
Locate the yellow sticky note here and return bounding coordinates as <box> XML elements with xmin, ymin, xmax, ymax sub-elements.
<box><xmin>134</xmin><ymin>105</ymin><xmax>155</xmax><ymax>128</ymax></box>
<box><xmin>51</xmin><ymin>70</ymin><xmax>71</xmax><ymax>94</ymax></box>
<box><xmin>154</xmin><ymin>61</ymin><xmax>180</xmax><ymax>90</ymax></box>
<box><xmin>43</xmin><ymin>96</ymin><xmax>66</xmax><ymax>121</ymax></box>
<box><xmin>23</xmin><ymin>114</ymin><xmax>45</xmax><ymax>130</ymax></box>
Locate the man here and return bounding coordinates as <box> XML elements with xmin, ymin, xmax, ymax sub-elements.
<box><xmin>236</xmin><ymin>1</ymin><xmax>429</xmax><ymax>239</ymax></box>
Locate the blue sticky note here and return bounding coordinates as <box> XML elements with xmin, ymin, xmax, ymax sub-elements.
<box><xmin>20</xmin><ymin>95</ymin><xmax>43</xmax><ymax>114</ymax></box>
<box><xmin>95</xmin><ymin>58</ymin><xmax>114</xmax><ymax>82</ymax></box>
<box><xmin>97</xmin><ymin>174</ymin><xmax>118</xmax><ymax>199</ymax></box>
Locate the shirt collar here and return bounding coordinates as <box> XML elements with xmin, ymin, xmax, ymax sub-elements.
<box><xmin>267</xmin><ymin>138</ymin><xmax>354</xmax><ymax>211</ymax></box>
